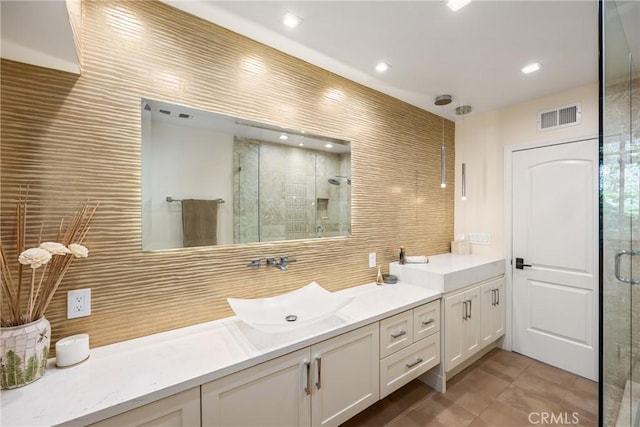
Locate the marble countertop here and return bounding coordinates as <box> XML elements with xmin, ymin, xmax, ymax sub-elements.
<box><xmin>1</xmin><ymin>281</ymin><xmax>440</xmax><ymax>426</ymax></box>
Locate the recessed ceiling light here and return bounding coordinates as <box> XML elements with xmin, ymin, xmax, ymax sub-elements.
<box><xmin>282</xmin><ymin>12</ymin><xmax>303</xmax><ymax>29</ymax></box>
<box><xmin>375</xmin><ymin>62</ymin><xmax>391</xmax><ymax>73</ymax></box>
<box><xmin>325</xmin><ymin>143</ymin><xmax>333</xmax><ymax>149</ymax></box>
<box><xmin>298</xmin><ymin>142</ymin><xmax>304</xmax><ymax>147</ymax></box>
<box><xmin>279</xmin><ymin>134</ymin><xmax>288</xmax><ymax>140</ymax></box>
<box><xmin>521</xmin><ymin>62</ymin><xmax>542</xmax><ymax>74</ymax></box>
<box><xmin>447</xmin><ymin>0</ymin><xmax>472</xmax><ymax>12</ymax></box>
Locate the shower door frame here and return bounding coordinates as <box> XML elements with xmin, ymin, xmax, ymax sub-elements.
<box><xmin>599</xmin><ymin>0</ymin><xmax>639</xmax><ymax>425</ymax></box>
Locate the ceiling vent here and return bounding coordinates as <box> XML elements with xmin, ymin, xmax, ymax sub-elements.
<box><xmin>537</xmin><ymin>103</ymin><xmax>581</xmax><ymax>131</ymax></box>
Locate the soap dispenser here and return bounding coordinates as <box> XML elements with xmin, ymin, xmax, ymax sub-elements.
<box><xmin>399</xmin><ymin>246</ymin><xmax>406</xmax><ymax>265</ymax></box>
<box><xmin>376</xmin><ymin>265</ymin><xmax>384</xmax><ymax>286</ymax></box>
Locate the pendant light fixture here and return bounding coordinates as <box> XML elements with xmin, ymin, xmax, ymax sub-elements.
<box><xmin>455</xmin><ymin>105</ymin><xmax>472</xmax><ymax>200</ymax></box>
<box><xmin>434</xmin><ymin>95</ymin><xmax>453</xmax><ymax>189</ymax></box>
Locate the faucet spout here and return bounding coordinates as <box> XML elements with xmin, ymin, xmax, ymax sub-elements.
<box><xmin>266</xmin><ymin>256</ymin><xmax>295</xmax><ymax>270</ymax></box>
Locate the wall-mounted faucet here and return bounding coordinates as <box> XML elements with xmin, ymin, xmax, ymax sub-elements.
<box><xmin>266</xmin><ymin>256</ymin><xmax>297</xmax><ymax>271</ymax></box>
<box><xmin>246</xmin><ymin>258</ymin><xmax>262</xmax><ymax>268</ymax></box>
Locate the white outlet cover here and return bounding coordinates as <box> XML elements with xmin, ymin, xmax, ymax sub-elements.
<box><xmin>67</xmin><ymin>288</ymin><xmax>91</xmax><ymax>319</ymax></box>
<box><xmin>368</xmin><ymin>252</ymin><xmax>376</xmax><ymax>268</ymax></box>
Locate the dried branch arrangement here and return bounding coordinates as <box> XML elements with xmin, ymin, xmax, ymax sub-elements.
<box><xmin>0</xmin><ymin>191</ymin><xmax>99</xmax><ymax>327</ymax></box>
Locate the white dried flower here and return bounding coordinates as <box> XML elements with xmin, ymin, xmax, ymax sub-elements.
<box><xmin>68</xmin><ymin>243</ymin><xmax>89</xmax><ymax>258</ymax></box>
<box><xmin>40</xmin><ymin>242</ymin><xmax>71</xmax><ymax>255</ymax></box>
<box><xmin>18</xmin><ymin>247</ymin><xmax>52</xmax><ymax>269</ymax></box>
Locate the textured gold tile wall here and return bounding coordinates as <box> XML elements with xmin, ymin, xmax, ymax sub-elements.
<box><xmin>0</xmin><ymin>0</ymin><xmax>455</xmax><ymax>349</ymax></box>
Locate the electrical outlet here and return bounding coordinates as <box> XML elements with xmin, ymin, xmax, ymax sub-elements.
<box><xmin>368</xmin><ymin>252</ymin><xmax>376</xmax><ymax>268</ymax></box>
<box><xmin>67</xmin><ymin>289</ymin><xmax>91</xmax><ymax>319</ymax></box>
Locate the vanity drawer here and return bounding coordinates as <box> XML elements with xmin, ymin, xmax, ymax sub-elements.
<box><xmin>379</xmin><ymin>332</ymin><xmax>440</xmax><ymax>398</ymax></box>
<box><xmin>379</xmin><ymin>310</ymin><xmax>414</xmax><ymax>359</ymax></box>
<box><xmin>413</xmin><ymin>300</ymin><xmax>440</xmax><ymax>341</ymax></box>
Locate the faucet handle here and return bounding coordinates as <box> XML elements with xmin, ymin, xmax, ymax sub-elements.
<box><xmin>280</xmin><ymin>256</ymin><xmax>297</xmax><ymax>264</ymax></box>
<box><xmin>246</xmin><ymin>258</ymin><xmax>262</xmax><ymax>268</ymax></box>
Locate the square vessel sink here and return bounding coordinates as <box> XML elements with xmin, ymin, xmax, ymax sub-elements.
<box><xmin>390</xmin><ymin>254</ymin><xmax>505</xmax><ymax>293</ymax></box>
<box><xmin>227</xmin><ymin>282</ymin><xmax>354</xmax><ymax>333</ymax></box>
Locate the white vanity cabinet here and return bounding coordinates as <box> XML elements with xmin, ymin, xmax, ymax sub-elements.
<box><xmin>443</xmin><ymin>276</ymin><xmax>504</xmax><ymax>373</ymax></box>
<box><xmin>90</xmin><ymin>387</ymin><xmax>201</xmax><ymax>427</ymax></box>
<box><xmin>379</xmin><ymin>300</ymin><xmax>441</xmax><ymax>398</ymax></box>
<box><xmin>201</xmin><ymin>323</ymin><xmax>379</xmax><ymax>427</ymax></box>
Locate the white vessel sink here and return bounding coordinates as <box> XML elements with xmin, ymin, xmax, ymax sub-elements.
<box><xmin>227</xmin><ymin>282</ymin><xmax>355</xmax><ymax>333</ymax></box>
<box><xmin>390</xmin><ymin>254</ymin><xmax>505</xmax><ymax>293</ymax></box>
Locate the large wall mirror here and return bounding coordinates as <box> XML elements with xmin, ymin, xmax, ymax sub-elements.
<box><xmin>141</xmin><ymin>99</ymin><xmax>352</xmax><ymax>251</ymax></box>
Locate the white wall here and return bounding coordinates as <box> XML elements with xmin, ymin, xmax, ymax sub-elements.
<box><xmin>454</xmin><ymin>83</ymin><xmax>598</xmax><ymax>257</ymax></box>
<box><xmin>143</xmin><ymin>121</ymin><xmax>234</xmax><ymax>250</ymax></box>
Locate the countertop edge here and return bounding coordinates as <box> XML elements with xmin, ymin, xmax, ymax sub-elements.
<box><xmin>3</xmin><ymin>282</ymin><xmax>441</xmax><ymax>427</ymax></box>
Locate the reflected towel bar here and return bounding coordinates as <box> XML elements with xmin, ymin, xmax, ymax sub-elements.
<box><xmin>166</xmin><ymin>196</ymin><xmax>225</xmax><ymax>204</ymax></box>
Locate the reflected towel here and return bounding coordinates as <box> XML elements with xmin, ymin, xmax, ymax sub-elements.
<box><xmin>182</xmin><ymin>199</ymin><xmax>218</xmax><ymax>247</ymax></box>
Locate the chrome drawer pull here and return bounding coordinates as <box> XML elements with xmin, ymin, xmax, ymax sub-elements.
<box><xmin>303</xmin><ymin>361</ymin><xmax>311</xmax><ymax>396</ymax></box>
<box><xmin>421</xmin><ymin>318</ymin><xmax>435</xmax><ymax>326</ymax></box>
<box><xmin>315</xmin><ymin>357</ymin><xmax>322</xmax><ymax>390</ymax></box>
<box><xmin>406</xmin><ymin>358</ymin><xmax>423</xmax><ymax>369</ymax></box>
<box><xmin>390</xmin><ymin>330</ymin><xmax>407</xmax><ymax>339</ymax></box>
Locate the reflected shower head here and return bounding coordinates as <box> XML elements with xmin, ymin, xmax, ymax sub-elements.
<box><xmin>328</xmin><ymin>178</ymin><xmax>341</xmax><ymax>186</ymax></box>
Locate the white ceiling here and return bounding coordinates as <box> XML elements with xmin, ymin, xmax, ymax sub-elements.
<box><xmin>163</xmin><ymin>0</ymin><xmax>601</xmax><ymax>120</ymax></box>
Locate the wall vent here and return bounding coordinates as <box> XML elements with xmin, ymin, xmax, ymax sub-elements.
<box><xmin>537</xmin><ymin>103</ymin><xmax>581</xmax><ymax>131</ymax></box>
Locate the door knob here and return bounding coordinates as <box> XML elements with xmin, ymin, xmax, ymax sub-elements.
<box><xmin>515</xmin><ymin>257</ymin><xmax>531</xmax><ymax>270</ymax></box>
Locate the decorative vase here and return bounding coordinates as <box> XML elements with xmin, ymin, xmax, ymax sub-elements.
<box><xmin>0</xmin><ymin>317</ymin><xmax>51</xmax><ymax>389</ymax></box>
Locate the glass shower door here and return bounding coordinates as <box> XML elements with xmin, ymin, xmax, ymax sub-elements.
<box><xmin>601</xmin><ymin>1</ymin><xmax>639</xmax><ymax>425</ymax></box>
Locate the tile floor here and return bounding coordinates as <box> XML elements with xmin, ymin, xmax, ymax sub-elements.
<box><xmin>342</xmin><ymin>348</ymin><xmax>598</xmax><ymax>427</ymax></box>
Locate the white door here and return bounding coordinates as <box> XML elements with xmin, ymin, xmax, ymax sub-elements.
<box><xmin>512</xmin><ymin>138</ymin><xmax>598</xmax><ymax>380</ymax></box>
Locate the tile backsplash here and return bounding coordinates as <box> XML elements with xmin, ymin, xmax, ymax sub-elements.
<box><xmin>0</xmin><ymin>0</ymin><xmax>454</xmax><ymax>350</ymax></box>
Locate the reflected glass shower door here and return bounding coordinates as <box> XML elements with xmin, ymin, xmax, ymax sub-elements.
<box><xmin>601</xmin><ymin>1</ymin><xmax>639</xmax><ymax>425</ymax></box>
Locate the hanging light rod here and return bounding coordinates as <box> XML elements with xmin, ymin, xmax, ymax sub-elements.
<box><xmin>434</xmin><ymin>95</ymin><xmax>452</xmax><ymax>189</ymax></box>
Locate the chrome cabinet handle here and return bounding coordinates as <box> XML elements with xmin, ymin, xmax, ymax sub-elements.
<box><xmin>391</xmin><ymin>330</ymin><xmax>407</xmax><ymax>339</ymax></box>
<box><xmin>615</xmin><ymin>250</ymin><xmax>640</xmax><ymax>285</ymax></box>
<box><xmin>468</xmin><ymin>300</ymin><xmax>472</xmax><ymax>319</ymax></box>
<box><xmin>315</xmin><ymin>357</ymin><xmax>322</xmax><ymax>390</ymax></box>
<box><xmin>304</xmin><ymin>361</ymin><xmax>311</xmax><ymax>396</ymax></box>
<box><xmin>491</xmin><ymin>289</ymin><xmax>499</xmax><ymax>306</ymax></box>
<box><xmin>462</xmin><ymin>300</ymin><xmax>468</xmax><ymax>320</ymax></box>
<box><xmin>421</xmin><ymin>318</ymin><xmax>435</xmax><ymax>326</ymax></box>
<box><xmin>405</xmin><ymin>357</ymin><xmax>423</xmax><ymax>369</ymax></box>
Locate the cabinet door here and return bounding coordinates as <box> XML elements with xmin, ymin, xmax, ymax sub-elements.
<box><xmin>480</xmin><ymin>278</ymin><xmax>506</xmax><ymax>347</ymax></box>
<box><xmin>480</xmin><ymin>281</ymin><xmax>497</xmax><ymax>346</ymax></box>
<box><xmin>311</xmin><ymin>323</ymin><xmax>379</xmax><ymax>427</ymax></box>
<box><xmin>91</xmin><ymin>387</ymin><xmax>200</xmax><ymax>427</ymax></box>
<box><xmin>202</xmin><ymin>348</ymin><xmax>311</xmax><ymax>427</ymax></box>
<box><xmin>463</xmin><ymin>287</ymin><xmax>481</xmax><ymax>356</ymax></box>
<box><xmin>491</xmin><ymin>278</ymin><xmax>506</xmax><ymax>338</ymax></box>
<box><xmin>443</xmin><ymin>292</ymin><xmax>466</xmax><ymax>372</ymax></box>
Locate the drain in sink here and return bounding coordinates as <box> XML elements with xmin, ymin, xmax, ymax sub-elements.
<box><xmin>285</xmin><ymin>315</ymin><xmax>298</xmax><ymax>322</ymax></box>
